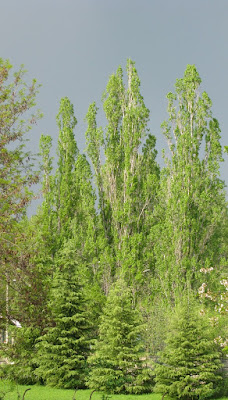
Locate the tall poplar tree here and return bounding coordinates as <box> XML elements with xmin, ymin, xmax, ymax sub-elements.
<box><xmin>54</xmin><ymin>97</ymin><xmax>78</xmax><ymax>244</ymax></box>
<box><xmin>152</xmin><ymin>65</ymin><xmax>227</xmax><ymax>302</ymax></box>
<box><xmin>37</xmin><ymin>96</ymin><xmax>99</xmax><ymax>318</ymax></box>
<box><xmin>85</xmin><ymin>60</ymin><xmax>159</xmax><ymax>291</ymax></box>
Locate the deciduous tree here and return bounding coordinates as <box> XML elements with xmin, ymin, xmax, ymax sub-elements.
<box><xmin>152</xmin><ymin>65</ymin><xmax>227</xmax><ymax>302</ymax></box>
<box><xmin>0</xmin><ymin>58</ymin><xmax>41</xmax><ymax>335</ymax></box>
<box><xmin>85</xmin><ymin>60</ymin><xmax>159</xmax><ymax>291</ymax></box>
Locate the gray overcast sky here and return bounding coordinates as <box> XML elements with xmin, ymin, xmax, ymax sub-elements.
<box><xmin>1</xmin><ymin>0</ymin><xmax>228</xmax><ymax>212</ymax></box>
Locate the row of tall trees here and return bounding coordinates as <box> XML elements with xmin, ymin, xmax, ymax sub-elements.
<box><xmin>0</xmin><ymin>59</ymin><xmax>227</xmax><ymax>398</ymax></box>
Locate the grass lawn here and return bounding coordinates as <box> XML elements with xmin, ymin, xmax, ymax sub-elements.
<box><xmin>0</xmin><ymin>382</ymin><xmax>227</xmax><ymax>400</ymax></box>
<box><xmin>0</xmin><ymin>382</ymin><xmax>160</xmax><ymax>400</ymax></box>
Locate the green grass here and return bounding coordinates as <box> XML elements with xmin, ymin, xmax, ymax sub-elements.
<box><xmin>0</xmin><ymin>382</ymin><xmax>227</xmax><ymax>400</ymax></box>
<box><xmin>0</xmin><ymin>382</ymin><xmax>160</xmax><ymax>400</ymax></box>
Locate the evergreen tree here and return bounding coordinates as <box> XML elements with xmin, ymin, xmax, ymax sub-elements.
<box><xmin>35</xmin><ymin>268</ymin><xmax>92</xmax><ymax>388</ymax></box>
<box><xmin>87</xmin><ymin>278</ymin><xmax>153</xmax><ymax>394</ymax></box>
<box><xmin>154</xmin><ymin>299</ymin><xmax>223</xmax><ymax>399</ymax></box>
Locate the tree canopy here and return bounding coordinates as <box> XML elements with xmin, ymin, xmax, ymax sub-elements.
<box><xmin>0</xmin><ymin>59</ymin><xmax>227</xmax><ymax>397</ymax></box>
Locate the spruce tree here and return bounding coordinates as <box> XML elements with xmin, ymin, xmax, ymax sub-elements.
<box><xmin>87</xmin><ymin>278</ymin><xmax>153</xmax><ymax>394</ymax></box>
<box><xmin>35</xmin><ymin>268</ymin><xmax>92</xmax><ymax>388</ymax></box>
<box><xmin>154</xmin><ymin>299</ymin><xmax>223</xmax><ymax>399</ymax></box>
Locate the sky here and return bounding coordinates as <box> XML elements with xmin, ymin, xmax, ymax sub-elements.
<box><xmin>1</xmin><ymin>0</ymin><xmax>228</xmax><ymax>213</ymax></box>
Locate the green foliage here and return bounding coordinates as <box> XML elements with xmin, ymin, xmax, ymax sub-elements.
<box><xmin>55</xmin><ymin>97</ymin><xmax>79</xmax><ymax>240</ymax></box>
<box><xmin>100</xmin><ymin>394</ymin><xmax>112</xmax><ymax>400</ymax></box>
<box><xmin>0</xmin><ymin>59</ymin><xmax>42</xmax><ymax>231</ymax></box>
<box><xmin>35</xmin><ymin>270</ymin><xmax>92</xmax><ymax>388</ymax></box>
<box><xmin>6</xmin><ymin>96</ymin><xmax>99</xmax><ymax>389</ymax></box>
<box><xmin>87</xmin><ymin>278</ymin><xmax>154</xmax><ymax>394</ymax></box>
<box><xmin>85</xmin><ymin>59</ymin><xmax>160</xmax><ymax>292</ymax></box>
<box><xmin>152</xmin><ymin>64</ymin><xmax>227</xmax><ymax>303</ymax></box>
<box><xmin>142</xmin><ymin>296</ymin><xmax>169</xmax><ymax>357</ymax></box>
<box><xmin>1</xmin><ymin>59</ymin><xmax>227</xmax><ymax>396</ymax></box>
<box><xmin>0</xmin><ymin>58</ymin><xmax>42</xmax><ymax>322</ymax></box>
<box><xmin>154</xmin><ymin>298</ymin><xmax>223</xmax><ymax>399</ymax></box>
<box><xmin>1</xmin><ymin>327</ymin><xmax>41</xmax><ymax>385</ymax></box>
